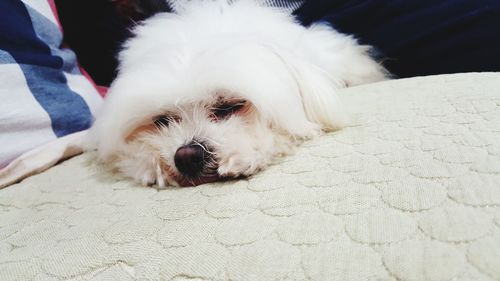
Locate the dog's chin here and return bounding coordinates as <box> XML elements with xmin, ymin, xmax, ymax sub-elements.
<box><xmin>176</xmin><ymin>174</ymin><xmax>222</xmax><ymax>187</ymax></box>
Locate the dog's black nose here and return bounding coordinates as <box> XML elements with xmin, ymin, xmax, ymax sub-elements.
<box><xmin>174</xmin><ymin>143</ymin><xmax>205</xmax><ymax>177</ymax></box>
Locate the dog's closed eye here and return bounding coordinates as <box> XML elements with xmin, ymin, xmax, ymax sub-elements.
<box><xmin>212</xmin><ymin>100</ymin><xmax>247</xmax><ymax>120</ymax></box>
<box><xmin>153</xmin><ymin>114</ymin><xmax>180</xmax><ymax>128</ymax></box>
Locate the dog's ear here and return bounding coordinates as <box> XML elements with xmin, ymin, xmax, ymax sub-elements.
<box><xmin>277</xmin><ymin>23</ymin><xmax>387</xmax><ymax>131</ymax></box>
<box><xmin>287</xmin><ymin>58</ymin><xmax>349</xmax><ymax>131</ymax></box>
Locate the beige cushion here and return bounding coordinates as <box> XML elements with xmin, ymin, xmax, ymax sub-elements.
<box><xmin>1</xmin><ymin>73</ymin><xmax>499</xmax><ymax>281</ymax></box>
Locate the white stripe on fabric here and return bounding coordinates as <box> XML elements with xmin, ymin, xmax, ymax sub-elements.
<box><xmin>0</xmin><ymin>63</ymin><xmax>56</xmax><ymax>168</ymax></box>
<box><xmin>64</xmin><ymin>72</ymin><xmax>103</xmax><ymax>117</ymax></box>
<box><xmin>21</xmin><ymin>0</ymin><xmax>58</xmax><ymax>25</ymax></box>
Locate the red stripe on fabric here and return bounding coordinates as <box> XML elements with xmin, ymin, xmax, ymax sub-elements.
<box><xmin>47</xmin><ymin>0</ymin><xmax>63</xmax><ymax>32</ymax></box>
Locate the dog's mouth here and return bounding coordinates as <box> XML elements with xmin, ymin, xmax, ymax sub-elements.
<box><xmin>176</xmin><ymin>173</ymin><xmax>222</xmax><ymax>187</ymax></box>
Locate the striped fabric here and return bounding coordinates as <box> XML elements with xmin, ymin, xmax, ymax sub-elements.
<box><xmin>263</xmin><ymin>0</ymin><xmax>304</xmax><ymax>11</ymax></box>
<box><xmin>0</xmin><ymin>0</ymin><xmax>103</xmax><ymax>169</ymax></box>
<box><xmin>167</xmin><ymin>0</ymin><xmax>304</xmax><ymax>12</ymax></box>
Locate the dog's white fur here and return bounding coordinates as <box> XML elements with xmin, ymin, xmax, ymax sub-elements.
<box><xmin>86</xmin><ymin>0</ymin><xmax>387</xmax><ymax>187</ymax></box>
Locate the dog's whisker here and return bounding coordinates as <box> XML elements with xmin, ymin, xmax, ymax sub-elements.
<box><xmin>201</xmin><ymin>136</ymin><xmax>222</xmax><ymax>147</ymax></box>
<box><xmin>192</xmin><ymin>140</ymin><xmax>216</xmax><ymax>156</ymax></box>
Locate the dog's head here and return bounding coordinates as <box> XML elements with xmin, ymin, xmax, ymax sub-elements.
<box><xmin>86</xmin><ymin>1</ymin><xmax>384</xmax><ymax>187</ymax></box>
<box><xmin>87</xmin><ymin>43</ymin><xmax>346</xmax><ymax>187</ymax></box>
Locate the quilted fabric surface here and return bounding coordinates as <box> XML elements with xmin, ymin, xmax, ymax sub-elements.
<box><xmin>1</xmin><ymin>73</ymin><xmax>500</xmax><ymax>281</ymax></box>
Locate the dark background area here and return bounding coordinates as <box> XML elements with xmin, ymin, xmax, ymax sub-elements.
<box><xmin>54</xmin><ymin>0</ymin><xmax>170</xmax><ymax>86</ymax></box>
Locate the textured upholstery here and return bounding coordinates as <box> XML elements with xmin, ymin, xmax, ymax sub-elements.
<box><xmin>1</xmin><ymin>73</ymin><xmax>499</xmax><ymax>281</ymax></box>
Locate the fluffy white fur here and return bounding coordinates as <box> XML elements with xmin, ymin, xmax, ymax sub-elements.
<box><xmin>86</xmin><ymin>0</ymin><xmax>387</xmax><ymax>187</ymax></box>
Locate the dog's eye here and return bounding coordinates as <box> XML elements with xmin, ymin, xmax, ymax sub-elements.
<box><xmin>153</xmin><ymin>114</ymin><xmax>179</xmax><ymax>128</ymax></box>
<box><xmin>212</xmin><ymin>100</ymin><xmax>246</xmax><ymax>120</ymax></box>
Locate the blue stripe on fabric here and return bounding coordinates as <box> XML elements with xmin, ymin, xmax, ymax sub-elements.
<box><xmin>24</xmin><ymin>4</ymin><xmax>80</xmax><ymax>75</ymax></box>
<box><xmin>0</xmin><ymin>0</ymin><xmax>62</xmax><ymax>68</ymax></box>
<box><xmin>0</xmin><ymin>0</ymin><xmax>93</xmax><ymax>137</ymax></box>
<box><xmin>0</xmin><ymin>49</ymin><xmax>16</xmax><ymax>64</ymax></box>
<box><xmin>19</xmin><ymin>64</ymin><xmax>93</xmax><ymax>137</ymax></box>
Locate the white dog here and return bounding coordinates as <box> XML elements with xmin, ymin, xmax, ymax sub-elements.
<box><xmin>86</xmin><ymin>0</ymin><xmax>387</xmax><ymax>187</ymax></box>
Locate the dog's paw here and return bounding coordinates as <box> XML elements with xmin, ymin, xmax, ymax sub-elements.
<box><xmin>218</xmin><ymin>157</ymin><xmax>260</xmax><ymax>178</ymax></box>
